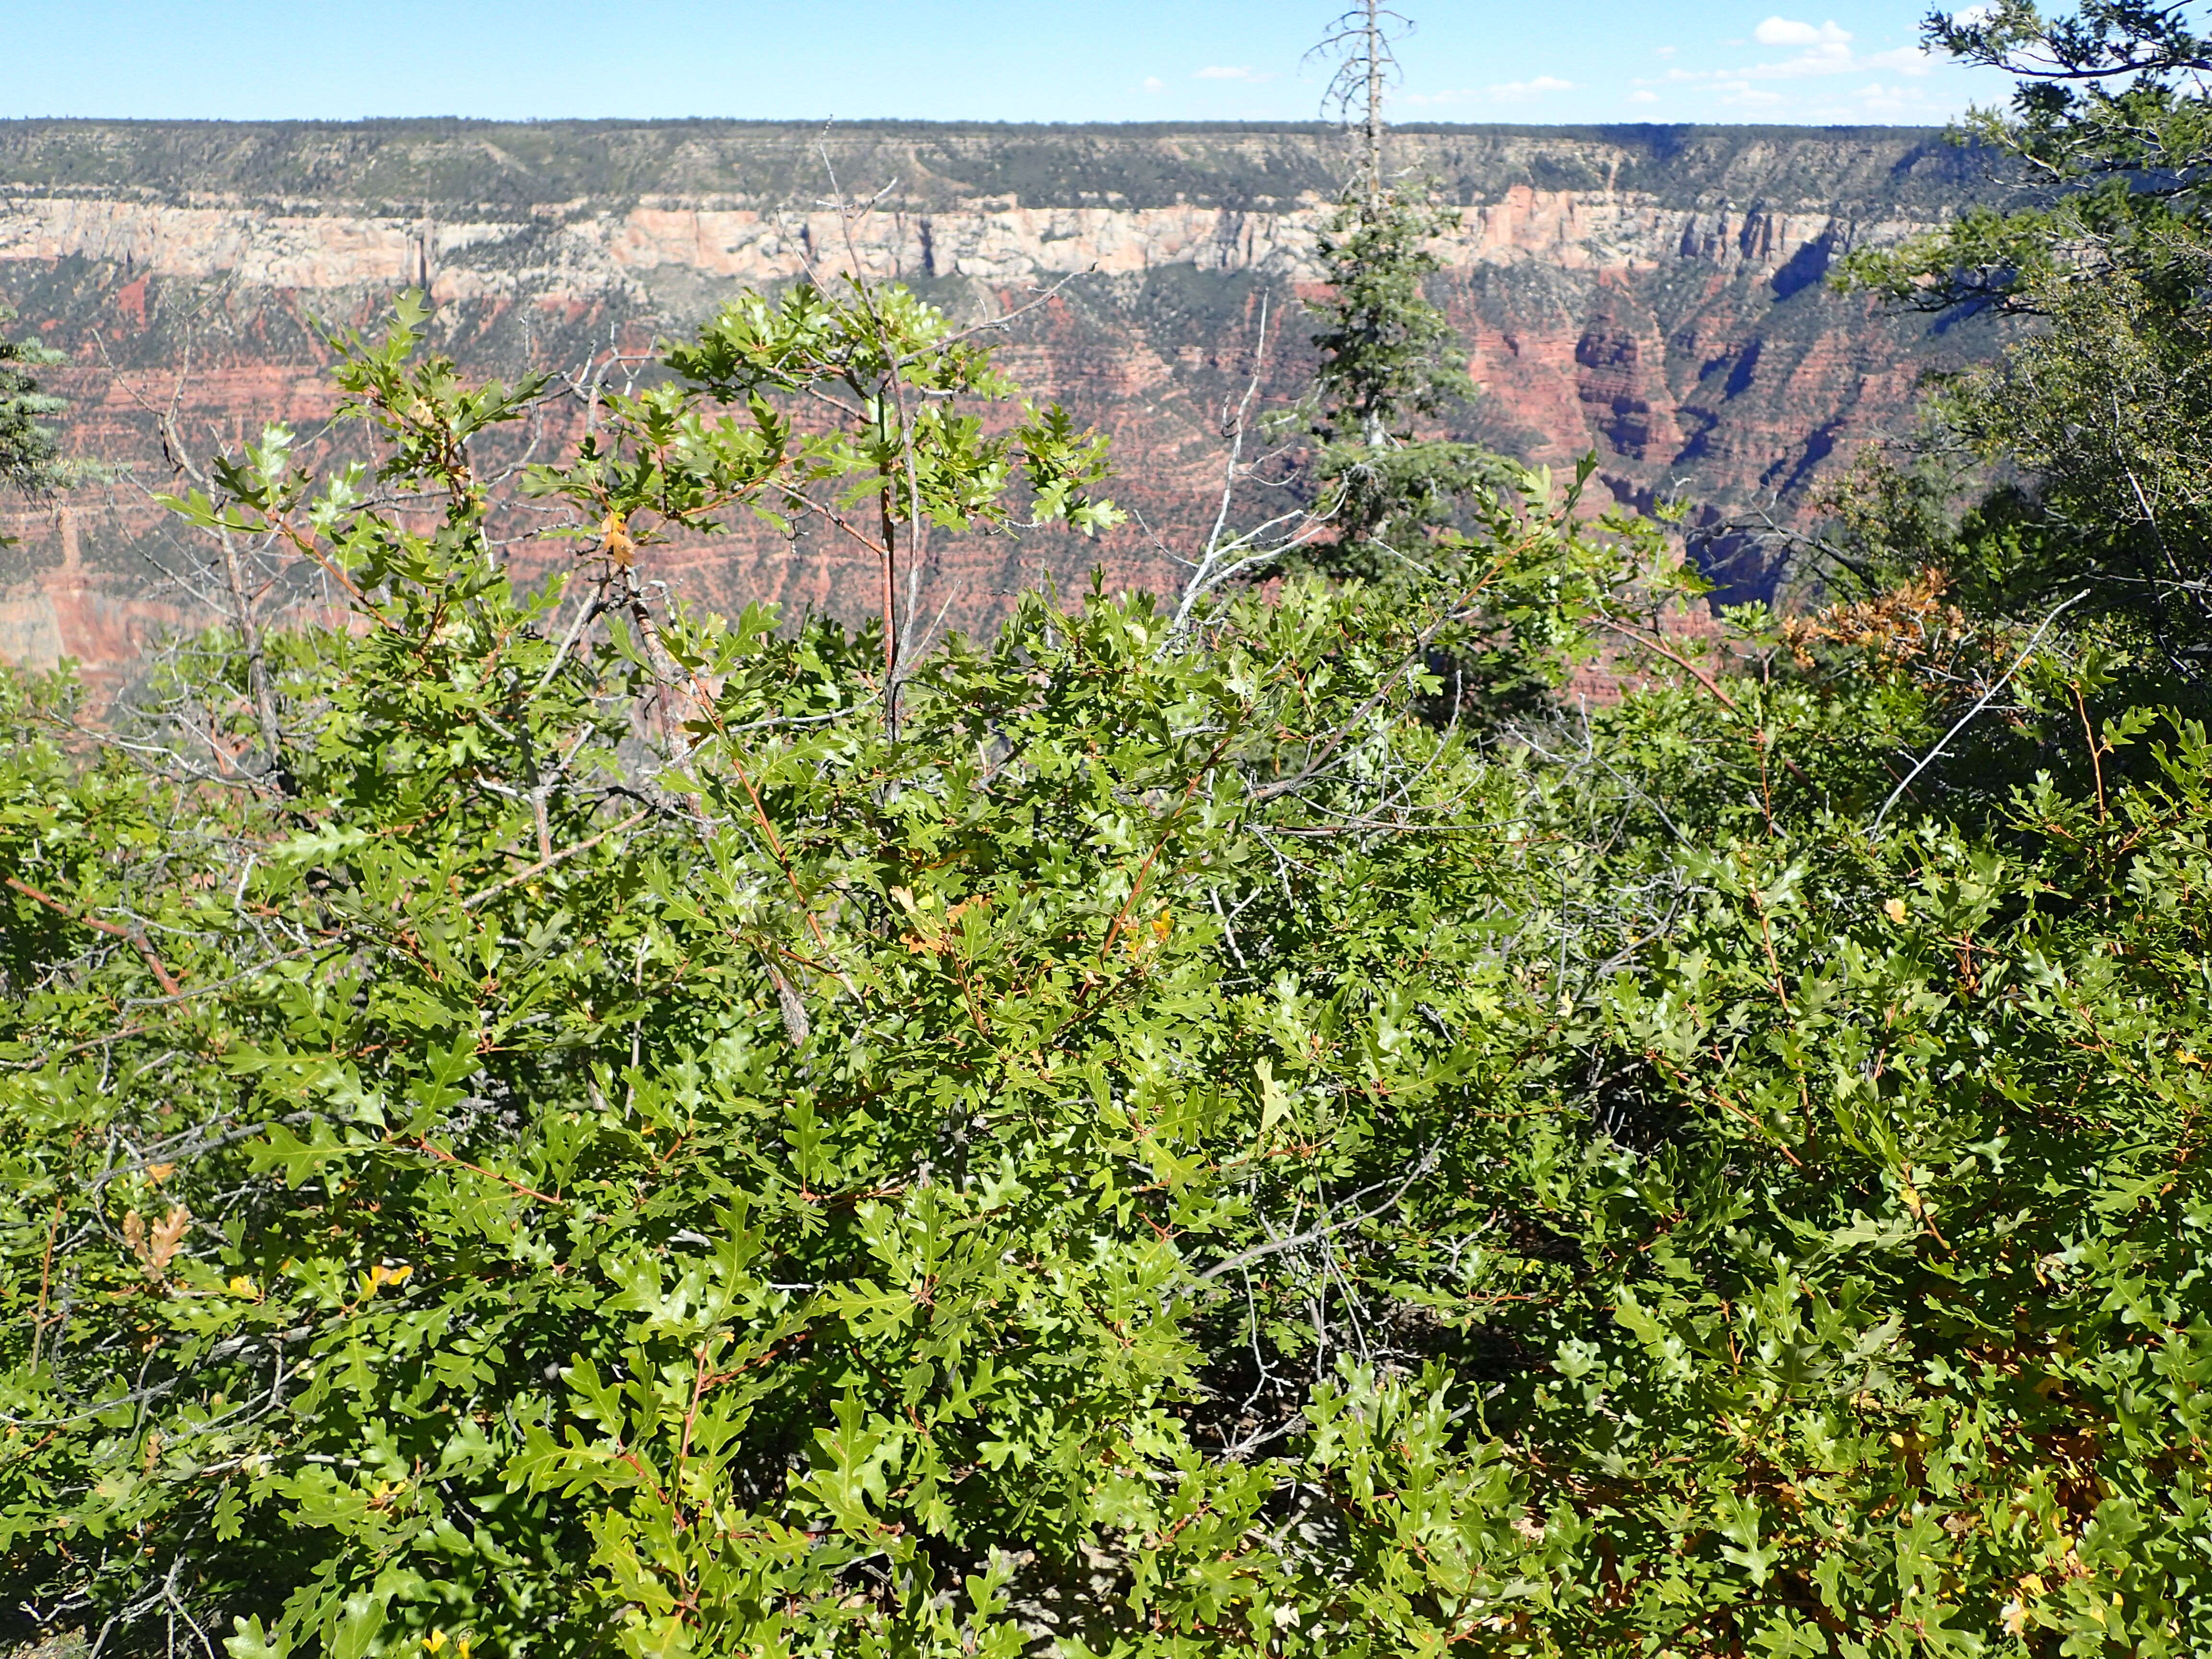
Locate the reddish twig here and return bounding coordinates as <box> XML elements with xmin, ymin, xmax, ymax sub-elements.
<box><xmin>403</xmin><ymin>1135</ymin><xmax>569</xmax><ymax>1206</ymax></box>
<box><xmin>6</xmin><ymin>876</ymin><xmax>183</xmax><ymax>996</ymax></box>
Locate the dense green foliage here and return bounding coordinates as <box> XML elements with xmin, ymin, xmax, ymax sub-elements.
<box><xmin>7</xmin><ymin>265</ymin><xmax>2212</xmax><ymax>1656</ymax></box>
<box><xmin>13</xmin><ymin>10</ymin><xmax>2212</xmax><ymax>1654</ymax></box>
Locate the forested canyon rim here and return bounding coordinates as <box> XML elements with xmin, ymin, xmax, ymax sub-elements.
<box><xmin>0</xmin><ymin>118</ymin><xmax>2009</xmax><ymax>674</ymax></box>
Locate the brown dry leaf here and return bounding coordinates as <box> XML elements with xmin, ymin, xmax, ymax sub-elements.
<box><xmin>146</xmin><ymin>1205</ymin><xmax>192</xmax><ymax>1278</ymax></box>
<box><xmin>601</xmin><ymin>511</ymin><xmax>634</xmax><ymax>569</ymax></box>
<box><xmin>1781</xmin><ymin>568</ymin><xmax>1971</xmax><ymax>672</ymax></box>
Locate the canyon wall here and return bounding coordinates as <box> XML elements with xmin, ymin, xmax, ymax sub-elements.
<box><xmin>0</xmin><ymin>119</ymin><xmax>2009</xmax><ymax>675</ymax></box>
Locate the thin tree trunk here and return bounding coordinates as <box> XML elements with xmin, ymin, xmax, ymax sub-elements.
<box><xmin>1365</xmin><ymin>0</ymin><xmax>1384</xmax><ymax>207</ymax></box>
<box><xmin>881</xmin><ymin>465</ymin><xmax>900</xmax><ymax>738</ymax></box>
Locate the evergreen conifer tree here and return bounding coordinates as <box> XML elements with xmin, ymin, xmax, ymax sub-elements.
<box><xmin>0</xmin><ymin>309</ymin><xmax>71</xmax><ymax>551</ymax></box>
<box><xmin>1300</xmin><ymin>4</ymin><xmax>1513</xmax><ymax>587</ymax></box>
<box><xmin>0</xmin><ymin>309</ymin><xmax>67</xmax><ymax>501</ymax></box>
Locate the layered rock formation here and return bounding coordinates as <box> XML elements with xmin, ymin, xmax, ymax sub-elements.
<box><xmin>0</xmin><ymin>119</ymin><xmax>2008</xmax><ymax>675</ymax></box>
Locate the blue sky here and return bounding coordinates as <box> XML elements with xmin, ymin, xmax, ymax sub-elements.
<box><xmin>6</xmin><ymin>1</ymin><xmax>2015</xmax><ymax>127</ymax></box>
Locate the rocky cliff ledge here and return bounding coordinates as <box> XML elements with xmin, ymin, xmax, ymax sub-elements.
<box><xmin>0</xmin><ymin>120</ymin><xmax>2008</xmax><ymax>674</ymax></box>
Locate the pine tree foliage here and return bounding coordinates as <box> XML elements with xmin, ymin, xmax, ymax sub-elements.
<box><xmin>1309</xmin><ymin>195</ymin><xmax>1468</xmax><ymax>449</ymax></box>
<box><xmin>1293</xmin><ymin>0</ymin><xmax>1515</xmax><ymax>592</ymax></box>
<box><xmin>0</xmin><ymin>308</ymin><xmax>68</xmax><ymax>504</ymax></box>
<box><xmin>1843</xmin><ymin>0</ymin><xmax>2212</xmax><ymax>314</ymax></box>
<box><xmin>1303</xmin><ymin>191</ymin><xmax>1515</xmax><ymax>581</ymax></box>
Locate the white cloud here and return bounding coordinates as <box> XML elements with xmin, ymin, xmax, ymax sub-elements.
<box><xmin>1194</xmin><ymin>65</ymin><xmax>1270</xmax><ymax>82</ymax></box>
<box><xmin>1141</xmin><ymin>76</ymin><xmax>1166</xmax><ymax>94</ymax></box>
<box><xmin>1660</xmin><ymin>15</ymin><xmax>1938</xmax><ymax>91</ymax></box>
<box><xmin>1638</xmin><ymin>10</ymin><xmax>1989</xmax><ymax>118</ymax></box>
<box><xmin>1755</xmin><ymin>16</ymin><xmax>1851</xmax><ymax>47</ymax></box>
<box><xmin>1655</xmin><ymin>44</ymin><xmax>1677</xmax><ymax>58</ymax></box>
